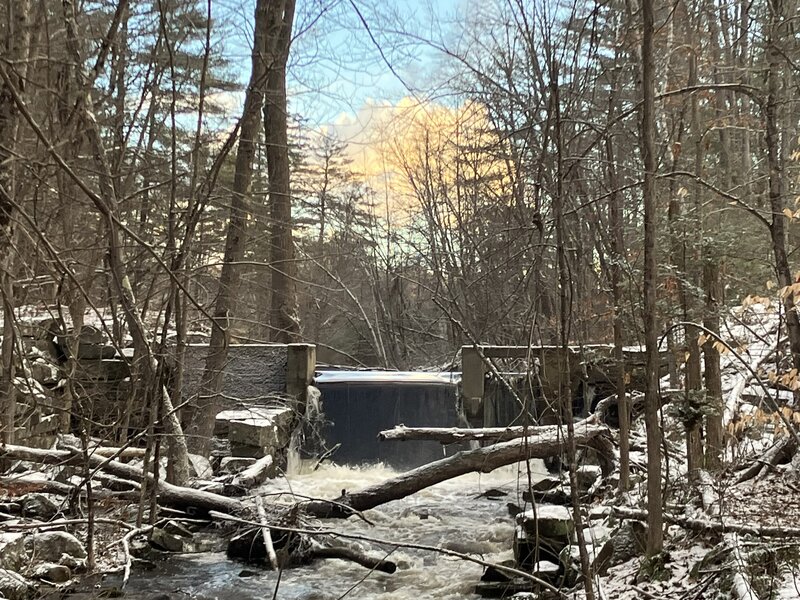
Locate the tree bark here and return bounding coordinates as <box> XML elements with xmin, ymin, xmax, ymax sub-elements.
<box><xmin>265</xmin><ymin>0</ymin><xmax>299</xmax><ymax>343</ymax></box>
<box><xmin>0</xmin><ymin>0</ymin><xmax>32</xmax><ymax>448</ymax></box>
<box><xmin>606</xmin><ymin>42</ymin><xmax>629</xmax><ymax>491</ymax></box>
<box><xmin>641</xmin><ymin>0</ymin><xmax>664</xmax><ymax>556</ymax></box>
<box><xmin>685</xmin><ymin>45</ymin><xmax>704</xmax><ymax>479</ymax></box>
<box><xmin>765</xmin><ymin>0</ymin><xmax>800</xmax><ymax>369</ymax></box>
<box><xmin>701</xmin><ymin>0</ymin><xmax>728</xmax><ymax>471</ymax></box>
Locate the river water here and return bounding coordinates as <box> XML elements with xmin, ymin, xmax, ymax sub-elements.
<box><xmin>121</xmin><ymin>460</ymin><xmax>546</xmax><ymax>599</ymax></box>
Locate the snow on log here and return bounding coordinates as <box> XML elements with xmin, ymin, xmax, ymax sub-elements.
<box><xmin>614</xmin><ymin>506</ymin><xmax>800</xmax><ymax>537</ymax></box>
<box><xmin>232</xmin><ymin>455</ymin><xmax>275</xmax><ymax>489</ymax></box>
<box><xmin>305</xmin><ymin>419</ymin><xmax>609</xmax><ymax>518</ymax></box>
<box><xmin>0</xmin><ymin>444</ymin><xmax>243</xmax><ymax>515</ymax></box>
<box><xmin>378</xmin><ymin>423</ymin><xmax>565</xmax><ymax>444</ymax></box>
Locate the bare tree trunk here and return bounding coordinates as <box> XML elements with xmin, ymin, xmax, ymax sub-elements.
<box><xmin>265</xmin><ymin>0</ymin><xmax>299</xmax><ymax>343</ymax></box>
<box><xmin>641</xmin><ymin>0</ymin><xmax>664</xmax><ymax>556</ymax></box>
<box><xmin>551</xmin><ymin>64</ymin><xmax>595</xmax><ymax>599</ymax></box>
<box><xmin>0</xmin><ymin>0</ymin><xmax>32</xmax><ymax>447</ymax></box>
<box><xmin>685</xmin><ymin>44</ymin><xmax>704</xmax><ymax>478</ymax></box>
<box><xmin>702</xmin><ymin>0</ymin><xmax>729</xmax><ymax>470</ymax></box>
<box><xmin>765</xmin><ymin>0</ymin><xmax>800</xmax><ymax>369</ymax></box>
<box><xmin>604</xmin><ymin>35</ymin><xmax>630</xmax><ymax>492</ymax></box>
<box><xmin>184</xmin><ymin>0</ymin><xmax>273</xmax><ymax>454</ymax></box>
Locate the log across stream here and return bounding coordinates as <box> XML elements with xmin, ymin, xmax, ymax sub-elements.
<box><xmin>116</xmin><ymin>461</ymin><xmax>547</xmax><ymax>600</ymax></box>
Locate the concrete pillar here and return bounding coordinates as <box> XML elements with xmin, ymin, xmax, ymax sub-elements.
<box><xmin>461</xmin><ymin>345</ymin><xmax>485</xmax><ymax>425</ymax></box>
<box><xmin>286</xmin><ymin>343</ymin><xmax>316</xmax><ymax>404</ymax></box>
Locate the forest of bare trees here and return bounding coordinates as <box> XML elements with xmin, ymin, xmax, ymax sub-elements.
<box><xmin>1</xmin><ymin>0</ymin><xmax>800</xmax><ymax>596</ymax></box>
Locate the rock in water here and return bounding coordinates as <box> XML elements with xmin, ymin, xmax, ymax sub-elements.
<box><xmin>514</xmin><ymin>504</ymin><xmax>574</xmax><ymax>569</ymax></box>
<box><xmin>149</xmin><ymin>520</ymin><xmax>194</xmax><ymax>553</ymax></box>
<box><xmin>24</xmin><ymin>531</ymin><xmax>87</xmax><ymax>564</ymax></box>
<box><xmin>0</xmin><ymin>533</ymin><xmax>27</xmax><ymax>571</ymax></box>
<box><xmin>32</xmin><ymin>562</ymin><xmax>71</xmax><ymax>583</ymax></box>
<box><xmin>0</xmin><ymin>569</ymin><xmax>32</xmax><ymax>600</ymax></box>
<box><xmin>20</xmin><ymin>493</ymin><xmax>60</xmax><ymax>519</ymax></box>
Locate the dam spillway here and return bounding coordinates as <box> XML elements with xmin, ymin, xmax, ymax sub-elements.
<box><xmin>314</xmin><ymin>370</ymin><xmax>463</xmax><ymax>469</ymax></box>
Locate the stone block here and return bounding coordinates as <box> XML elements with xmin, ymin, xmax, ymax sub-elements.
<box><xmin>229</xmin><ymin>444</ymin><xmax>269</xmax><ymax>459</ymax></box>
<box><xmin>150</xmin><ymin>524</ymin><xmax>192</xmax><ymax>553</ymax></box>
<box><xmin>29</xmin><ymin>360</ymin><xmax>59</xmax><ymax>385</ymax></box>
<box><xmin>74</xmin><ymin>359</ymin><xmax>130</xmax><ymax>381</ymax></box>
<box><xmin>514</xmin><ymin>504</ymin><xmax>575</xmax><ymax>571</ymax></box>
<box><xmin>575</xmin><ymin>465</ymin><xmax>602</xmax><ymax>493</ymax></box>
<box><xmin>188</xmin><ymin>454</ymin><xmax>213</xmax><ymax>479</ymax></box>
<box><xmin>214</xmin><ymin>407</ymin><xmax>280</xmax><ymax>437</ymax></box>
<box><xmin>227</xmin><ymin>407</ymin><xmax>294</xmax><ymax>450</ymax></box>
<box><xmin>20</xmin><ymin>493</ymin><xmax>59</xmax><ymax>519</ymax></box>
<box><xmin>562</xmin><ymin>537</ymin><xmax>614</xmax><ymax>578</ymax></box>
<box><xmin>27</xmin><ymin>414</ymin><xmax>60</xmax><ymax>437</ymax></box>
<box><xmin>182</xmin><ymin>344</ymin><xmax>288</xmax><ymax>408</ymax></box>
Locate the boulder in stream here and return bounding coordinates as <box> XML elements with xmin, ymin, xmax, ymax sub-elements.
<box><xmin>514</xmin><ymin>505</ymin><xmax>574</xmax><ymax>569</ymax></box>
<box><xmin>0</xmin><ymin>533</ymin><xmax>27</xmax><ymax>571</ymax></box>
<box><xmin>150</xmin><ymin>520</ymin><xmax>195</xmax><ymax>553</ymax></box>
<box><xmin>19</xmin><ymin>493</ymin><xmax>60</xmax><ymax>519</ymax></box>
<box><xmin>24</xmin><ymin>531</ymin><xmax>87</xmax><ymax>564</ymax></box>
<box><xmin>31</xmin><ymin>562</ymin><xmax>71</xmax><ymax>583</ymax></box>
<box><xmin>0</xmin><ymin>569</ymin><xmax>32</xmax><ymax>600</ymax></box>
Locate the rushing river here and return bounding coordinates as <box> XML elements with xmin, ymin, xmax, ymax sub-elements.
<box><xmin>120</xmin><ymin>460</ymin><xmax>547</xmax><ymax>600</ymax></box>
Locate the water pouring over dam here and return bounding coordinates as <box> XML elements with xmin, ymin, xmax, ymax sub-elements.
<box><xmin>314</xmin><ymin>370</ymin><xmax>464</xmax><ymax>469</ymax></box>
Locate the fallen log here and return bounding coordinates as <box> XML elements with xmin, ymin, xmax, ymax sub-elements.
<box><xmin>225</xmin><ymin>522</ymin><xmax>396</xmax><ymax>573</ymax></box>
<box><xmin>0</xmin><ymin>444</ymin><xmax>243</xmax><ymax>516</ymax></box>
<box><xmin>613</xmin><ymin>506</ymin><xmax>800</xmax><ymax>537</ymax></box>
<box><xmin>735</xmin><ymin>436</ymin><xmax>797</xmax><ymax>484</ymax></box>
<box><xmin>305</xmin><ymin>419</ymin><xmax>609</xmax><ymax>518</ymax></box>
<box><xmin>592</xmin><ymin>392</ymin><xmax>646</xmax><ymax>428</ymax></box>
<box><xmin>378</xmin><ymin>423</ymin><xmax>565</xmax><ymax>444</ymax></box>
<box><xmin>727</xmin><ymin>533</ymin><xmax>760</xmax><ymax>600</ymax></box>
<box><xmin>87</xmin><ymin>447</ymin><xmax>149</xmax><ymax>459</ymax></box>
<box><xmin>0</xmin><ymin>474</ymin><xmax>137</xmax><ymax>501</ymax></box>
<box><xmin>307</xmin><ymin>539</ymin><xmax>396</xmax><ymax>573</ymax></box>
<box><xmin>233</xmin><ymin>455</ymin><xmax>274</xmax><ymax>489</ymax></box>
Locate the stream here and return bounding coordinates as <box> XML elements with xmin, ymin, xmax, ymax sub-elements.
<box><xmin>118</xmin><ymin>460</ymin><xmax>547</xmax><ymax>599</ymax></box>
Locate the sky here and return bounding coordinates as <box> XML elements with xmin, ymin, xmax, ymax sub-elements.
<box><xmin>290</xmin><ymin>0</ymin><xmax>460</xmax><ymax>125</ymax></box>
<box><xmin>214</xmin><ymin>0</ymin><xmax>462</xmax><ymax>129</ymax></box>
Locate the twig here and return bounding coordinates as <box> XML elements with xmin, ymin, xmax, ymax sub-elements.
<box><xmin>119</xmin><ymin>526</ymin><xmax>154</xmax><ymax>590</ymax></box>
<box><xmin>313</xmin><ymin>443</ymin><xmax>341</xmax><ymax>471</ymax></box>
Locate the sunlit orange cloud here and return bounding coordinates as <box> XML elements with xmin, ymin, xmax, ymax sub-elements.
<box><xmin>320</xmin><ymin>97</ymin><xmax>513</xmax><ymax>227</ymax></box>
